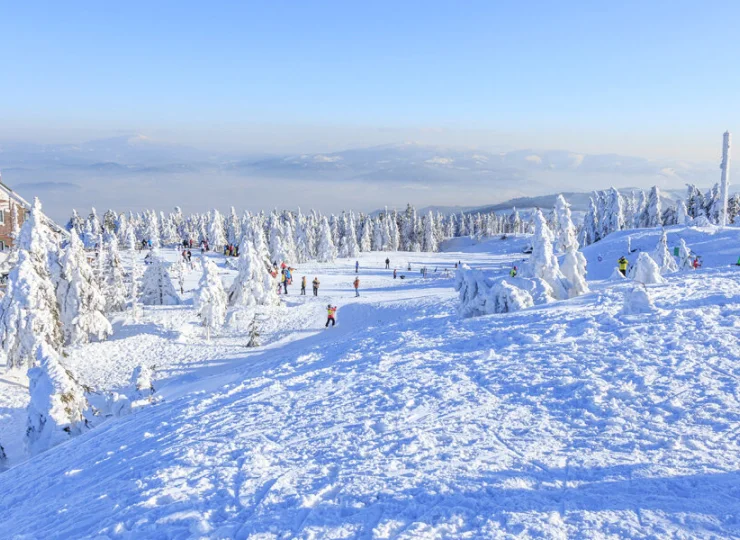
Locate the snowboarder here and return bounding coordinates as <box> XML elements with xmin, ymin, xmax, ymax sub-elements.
<box><xmin>618</xmin><ymin>256</ymin><xmax>629</xmax><ymax>276</ymax></box>
<box><xmin>353</xmin><ymin>277</ymin><xmax>360</xmax><ymax>297</ymax></box>
<box><xmin>510</xmin><ymin>266</ymin><xmax>518</xmax><ymax>277</ymax></box>
<box><xmin>301</xmin><ymin>276</ymin><xmax>307</xmax><ymax>295</ymax></box>
<box><xmin>355</xmin><ymin>261</ymin><xmax>359</xmax><ymax>273</ymax></box>
<box><xmin>385</xmin><ymin>258</ymin><xmax>390</xmax><ymax>269</ymax></box>
<box><xmin>325</xmin><ymin>304</ymin><xmax>337</xmax><ymax>327</ymax></box>
<box><xmin>312</xmin><ymin>277</ymin><xmax>320</xmax><ymax>296</ymax></box>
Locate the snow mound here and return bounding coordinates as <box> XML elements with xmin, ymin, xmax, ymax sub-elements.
<box><xmin>621</xmin><ymin>286</ymin><xmax>656</xmax><ymax>315</ymax></box>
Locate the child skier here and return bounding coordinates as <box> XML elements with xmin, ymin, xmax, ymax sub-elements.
<box><xmin>353</xmin><ymin>277</ymin><xmax>360</xmax><ymax>297</ymax></box>
<box><xmin>326</xmin><ymin>304</ymin><xmax>337</xmax><ymax>327</ymax></box>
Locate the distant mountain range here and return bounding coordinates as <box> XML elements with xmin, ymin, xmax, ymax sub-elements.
<box><xmin>0</xmin><ymin>134</ymin><xmax>722</xmax><ymax>222</ymax></box>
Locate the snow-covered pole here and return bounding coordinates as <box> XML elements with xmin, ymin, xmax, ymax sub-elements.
<box><xmin>719</xmin><ymin>131</ymin><xmax>731</xmax><ymax>227</ymax></box>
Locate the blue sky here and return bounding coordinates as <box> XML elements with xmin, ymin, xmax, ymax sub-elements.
<box><xmin>2</xmin><ymin>1</ymin><xmax>739</xmax><ymax>158</ymax></box>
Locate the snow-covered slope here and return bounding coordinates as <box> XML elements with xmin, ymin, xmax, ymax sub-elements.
<box><xmin>1</xmin><ymin>229</ymin><xmax>740</xmax><ymax>538</ymax></box>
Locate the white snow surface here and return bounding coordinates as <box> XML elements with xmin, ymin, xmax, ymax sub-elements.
<box><xmin>1</xmin><ymin>227</ymin><xmax>740</xmax><ymax>538</ymax></box>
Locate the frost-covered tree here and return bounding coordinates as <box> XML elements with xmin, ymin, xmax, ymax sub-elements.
<box><xmin>601</xmin><ymin>188</ymin><xmax>624</xmax><ymax>238</ymax></box>
<box><xmin>652</xmin><ymin>230</ymin><xmax>678</xmax><ymax>274</ymax></box>
<box><xmin>707</xmin><ymin>183</ymin><xmax>723</xmax><ymax>224</ymax></box>
<box><xmin>268</xmin><ymin>214</ymin><xmax>287</xmax><ymax>263</ymax></box>
<box><xmin>57</xmin><ymin>229</ymin><xmax>112</xmax><ymax>345</ymax></box>
<box><xmin>130</xmin><ymin>364</ymin><xmax>155</xmax><ymax>401</ymax></box>
<box><xmin>228</xmin><ymin>239</ymin><xmax>279</xmax><ymax>307</ymax></box>
<box><xmin>621</xmin><ymin>286</ymin><xmax>656</xmax><ymax>315</ymax></box>
<box><xmin>359</xmin><ymin>215</ymin><xmax>372</xmax><ymax>252</ymax></box>
<box><xmin>580</xmin><ymin>196</ymin><xmax>599</xmax><ymax>246</ymax></box>
<box><xmin>26</xmin><ymin>344</ymin><xmax>91</xmax><ymax>455</ymax></box>
<box><xmin>677</xmin><ymin>238</ymin><xmax>693</xmax><ymax>270</ymax></box>
<box><xmin>338</xmin><ymin>212</ymin><xmax>359</xmax><ymax>258</ymax></box>
<box><xmin>508</xmin><ymin>208</ymin><xmax>521</xmax><ymax>234</ymax></box>
<box><xmin>685</xmin><ymin>184</ymin><xmax>705</xmax><ymax>219</ymax></box>
<box><xmin>641</xmin><ymin>186</ymin><xmax>663</xmax><ymax>228</ymax></box>
<box><xmin>102</xmin><ymin>235</ymin><xmax>129</xmax><ymax>311</ymax></box>
<box><xmin>208</xmin><ymin>210</ymin><xmax>227</xmax><ymax>250</ymax></box>
<box><xmin>676</xmin><ymin>199</ymin><xmax>688</xmax><ymax>225</ymax></box>
<box><xmin>316</xmin><ymin>217</ymin><xmax>337</xmax><ymax>263</ymax></box>
<box><xmin>454</xmin><ymin>266</ymin><xmax>489</xmax><ymax>317</ymax></box>
<box><xmin>66</xmin><ymin>209</ymin><xmax>84</xmax><ymax>234</ymax></box>
<box><xmin>0</xmin><ymin>198</ymin><xmax>63</xmax><ymax>369</ymax></box>
<box><xmin>422</xmin><ymin>212</ymin><xmax>438</xmax><ymax>252</ymax></box>
<box><xmin>294</xmin><ymin>210</ymin><xmax>312</xmax><ymax>263</ymax></box>
<box><xmin>195</xmin><ymin>259</ymin><xmax>227</xmax><ymax>338</ymax></box>
<box><xmin>521</xmin><ymin>209</ymin><xmax>570</xmax><ymax>300</ymax></box>
<box><xmin>140</xmin><ymin>253</ymin><xmax>180</xmax><ymax>305</ymax></box>
<box><xmin>553</xmin><ymin>195</ymin><xmax>578</xmax><ymax>253</ymax></box>
<box><xmin>630</xmin><ymin>252</ymin><xmax>664</xmax><ymax>285</ymax></box>
<box><xmin>227</xmin><ymin>207</ymin><xmax>241</xmax><ymax>246</ymax></box>
<box><xmin>143</xmin><ymin>210</ymin><xmax>160</xmax><ymax>248</ymax></box>
<box><xmin>561</xmin><ymin>246</ymin><xmax>589</xmax><ymax>298</ymax></box>
<box><xmin>727</xmin><ymin>194</ymin><xmax>740</xmax><ymax>225</ymax></box>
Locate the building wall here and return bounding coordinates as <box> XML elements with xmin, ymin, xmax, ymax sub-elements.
<box><xmin>0</xmin><ymin>196</ymin><xmax>27</xmax><ymax>250</ymax></box>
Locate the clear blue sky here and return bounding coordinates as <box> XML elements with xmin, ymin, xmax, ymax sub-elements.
<box><xmin>2</xmin><ymin>1</ymin><xmax>739</xmax><ymax>158</ymax></box>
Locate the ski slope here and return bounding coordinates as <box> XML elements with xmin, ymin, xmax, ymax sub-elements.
<box><xmin>1</xmin><ymin>227</ymin><xmax>740</xmax><ymax>538</ymax></box>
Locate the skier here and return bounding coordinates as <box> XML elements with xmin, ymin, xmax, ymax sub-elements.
<box><xmin>353</xmin><ymin>277</ymin><xmax>360</xmax><ymax>297</ymax></box>
<box><xmin>355</xmin><ymin>261</ymin><xmax>359</xmax><ymax>273</ymax></box>
<box><xmin>393</xmin><ymin>268</ymin><xmax>397</xmax><ymax>279</ymax></box>
<box><xmin>510</xmin><ymin>266</ymin><xmax>517</xmax><ymax>277</ymax></box>
<box><xmin>301</xmin><ymin>276</ymin><xmax>307</xmax><ymax>295</ymax></box>
<box><xmin>618</xmin><ymin>256</ymin><xmax>629</xmax><ymax>276</ymax></box>
<box><xmin>312</xmin><ymin>277</ymin><xmax>320</xmax><ymax>296</ymax></box>
<box><xmin>281</xmin><ymin>270</ymin><xmax>288</xmax><ymax>294</ymax></box>
<box><xmin>693</xmin><ymin>256</ymin><xmax>701</xmax><ymax>270</ymax></box>
<box><xmin>385</xmin><ymin>258</ymin><xmax>390</xmax><ymax>269</ymax></box>
<box><xmin>325</xmin><ymin>304</ymin><xmax>337</xmax><ymax>327</ymax></box>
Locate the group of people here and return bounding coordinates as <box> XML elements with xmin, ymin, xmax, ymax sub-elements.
<box><xmin>224</xmin><ymin>244</ymin><xmax>239</xmax><ymax>257</ymax></box>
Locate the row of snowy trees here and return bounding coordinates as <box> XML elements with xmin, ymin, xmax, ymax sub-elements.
<box><xmin>581</xmin><ymin>184</ymin><xmax>740</xmax><ymax>246</ymax></box>
<box><xmin>0</xmin><ymin>199</ymin><xmax>179</xmax><ymax>458</ymax></box>
<box><xmin>456</xmin><ymin>195</ymin><xmax>589</xmax><ymax>317</ymax></box>
<box><xmin>66</xmin><ymin>205</ymin><xmax>533</xmax><ymax>262</ymax></box>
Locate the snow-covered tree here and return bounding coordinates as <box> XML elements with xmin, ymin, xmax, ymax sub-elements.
<box><xmin>294</xmin><ymin>211</ymin><xmax>312</xmax><ymax>263</ymax></box>
<box><xmin>66</xmin><ymin>209</ymin><xmax>84</xmax><ymax>234</ymax></box>
<box><xmin>454</xmin><ymin>266</ymin><xmax>489</xmax><ymax>317</ymax></box>
<box><xmin>316</xmin><ymin>217</ymin><xmax>337</xmax><ymax>263</ymax></box>
<box><xmin>652</xmin><ymin>230</ymin><xmax>678</xmax><ymax>274</ymax></box>
<box><xmin>359</xmin><ymin>215</ymin><xmax>372</xmax><ymax>252</ymax></box>
<box><xmin>521</xmin><ymin>209</ymin><xmax>570</xmax><ymax>300</ymax></box>
<box><xmin>580</xmin><ymin>196</ymin><xmax>599</xmax><ymax>246</ymax></box>
<box><xmin>641</xmin><ymin>186</ymin><xmax>663</xmax><ymax>228</ymax></box>
<box><xmin>129</xmin><ymin>364</ymin><xmax>155</xmax><ymax>402</ymax></box>
<box><xmin>228</xmin><ymin>239</ymin><xmax>279</xmax><ymax>307</ymax></box>
<box><xmin>553</xmin><ymin>195</ymin><xmax>578</xmax><ymax>253</ymax></box>
<box><xmin>207</xmin><ymin>210</ymin><xmax>227</xmax><ymax>250</ymax></box>
<box><xmin>685</xmin><ymin>184</ymin><xmax>705</xmax><ymax>219</ymax></box>
<box><xmin>143</xmin><ymin>210</ymin><xmax>160</xmax><ymax>248</ymax></box>
<box><xmin>630</xmin><ymin>252</ymin><xmax>664</xmax><ymax>285</ymax></box>
<box><xmin>676</xmin><ymin>199</ymin><xmax>688</xmax><ymax>225</ymax></box>
<box><xmin>561</xmin><ymin>247</ymin><xmax>589</xmax><ymax>297</ymax></box>
<box><xmin>601</xmin><ymin>188</ymin><xmax>624</xmax><ymax>238</ymax></box>
<box><xmin>227</xmin><ymin>207</ymin><xmax>241</xmax><ymax>246</ymax></box>
<box><xmin>0</xmin><ymin>198</ymin><xmax>63</xmax><ymax>369</ymax></box>
<box><xmin>102</xmin><ymin>236</ymin><xmax>128</xmax><ymax>313</ymax></box>
<box><xmin>26</xmin><ymin>344</ymin><xmax>91</xmax><ymax>455</ymax></box>
<box><xmin>422</xmin><ymin>212</ymin><xmax>438</xmax><ymax>252</ymax></box>
<box><xmin>194</xmin><ymin>259</ymin><xmax>227</xmax><ymax>338</ymax></box>
<box><xmin>677</xmin><ymin>238</ymin><xmax>693</xmax><ymax>270</ymax></box>
<box><xmin>57</xmin><ymin>229</ymin><xmax>112</xmax><ymax>345</ymax></box>
<box><xmin>338</xmin><ymin>212</ymin><xmax>359</xmax><ymax>258</ymax></box>
<box><xmin>140</xmin><ymin>253</ymin><xmax>180</xmax><ymax>305</ymax></box>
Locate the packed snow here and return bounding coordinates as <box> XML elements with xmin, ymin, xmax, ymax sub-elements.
<box><xmin>1</xmin><ymin>224</ymin><xmax>740</xmax><ymax>538</ymax></box>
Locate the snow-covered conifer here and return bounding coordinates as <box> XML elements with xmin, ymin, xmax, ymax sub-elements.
<box><xmin>359</xmin><ymin>215</ymin><xmax>372</xmax><ymax>252</ymax></box>
<box><xmin>316</xmin><ymin>217</ymin><xmax>337</xmax><ymax>263</ymax></box>
<box><xmin>0</xmin><ymin>198</ymin><xmax>63</xmax><ymax>369</ymax></box>
<box><xmin>195</xmin><ymin>259</ymin><xmax>227</xmax><ymax>338</ymax></box>
<box><xmin>422</xmin><ymin>211</ymin><xmax>438</xmax><ymax>252</ymax></box>
<box><xmin>521</xmin><ymin>209</ymin><xmax>570</xmax><ymax>300</ymax></box>
<box><xmin>630</xmin><ymin>252</ymin><xmax>664</xmax><ymax>285</ymax></box>
<box><xmin>56</xmin><ymin>230</ymin><xmax>112</xmax><ymax>345</ymax></box>
<box><xmin>26</xmin><ymin>344</ymin><xmax>91</xmax><ymax>455</ymax></box>
<box><xmin>621</xmin><ymin>286</ymin><xmax>656</xmax><ymax>315</ymax></box>
<box><xmin>652</xmin><ymin>230</ymin><xmax>678</xmax><ymax>274</ymax></box>
<box><xmin>580</xmin><ymin>196</ymin><xmax>599</xmax><ymax>246</ymax></box>
<box><xmin>641</xmin><ymin>186</ymin><xmax>663</xmax><ymax>228</ymax></box>
<box><xmin>130</xmin><ymin>364</ymin><xmax>155</xmax><ymax>401</ymax></box>
<box><xmin>207</xmin><ymin>210</ymin><xmax>227</xmax><ymax>250</ymax></box>
<box><xmin>228</xmin><ymin>239</ymin><xmax>279</xmax><ymax>307</ymax></box>
<box><xmin>676</xmin><ymin>199</ymin><xmax>688</xmax><ymax>225</ymax></box>
<box><xmin>553</xmin><ymin>194</ymin><xmax>578</xmax><ymax>253</ymax></box>
<box><xmin>227</xmin><ymin>207</ymin><xmax>241</xmax><ymax>246</ymax></box>
<box><xmin>677</xmin><ymin>239</ymin><xmax>693</xmax><ymax>270</ymax></box>
<box><xmin>454</xmin><ymin>266</ymin><xmax>489</xmax><ymax>317</ymax></box>
<box><xmin>140</xmin><ymin>253</ymin><xmax>180</xmax><ymax>305</ymax></box>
